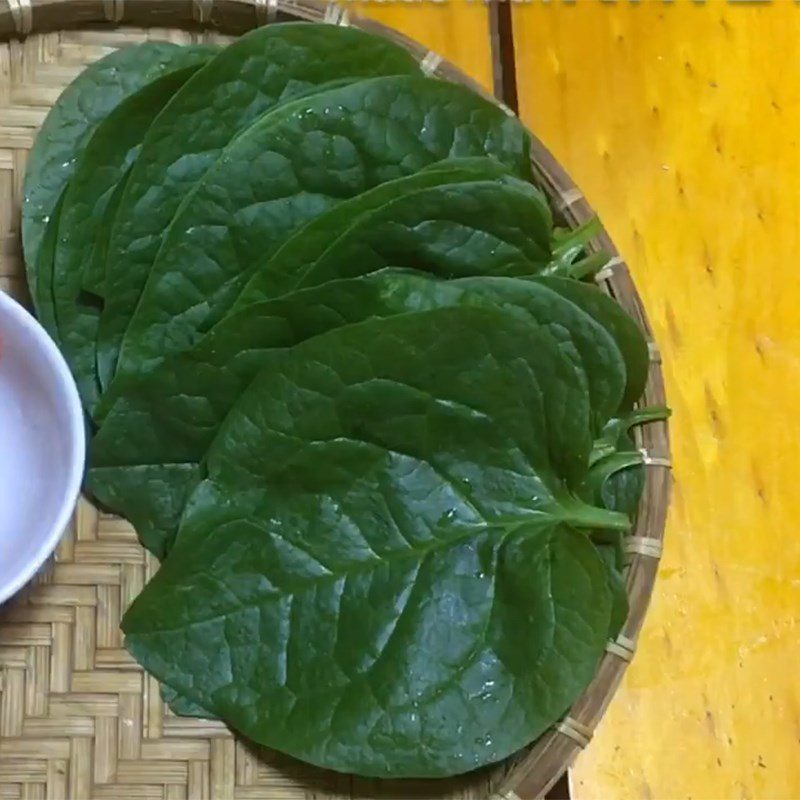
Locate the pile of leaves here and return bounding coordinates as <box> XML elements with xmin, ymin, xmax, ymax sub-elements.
<box><xmin>23</xmin><ymin>23</ymin><xmax>667</xmax><ymax>779</ymax></box>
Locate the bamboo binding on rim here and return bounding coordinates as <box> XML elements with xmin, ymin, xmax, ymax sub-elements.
<box><xmin>0</xmin><ymin>2</ymin><xmax>671</xmax><ymax>798</ymax></box>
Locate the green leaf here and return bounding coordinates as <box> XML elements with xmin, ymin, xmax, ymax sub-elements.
<box><xmin>88</xmin><ymin>463</ymin><xmax>203</xmax><ymax>562</ymax></box>
<box><xmin>232</xmin><ymin>156</ymin><xmax>518</xmax><ymax>309</ymax></box>
<box><xmin>123</xmin><ymin>307</ymin><xmax>620</xmax><ymax>777</ymax></box>
<box><xmin>534</xmin><ymin>277</ymin><xmax>650</xmax><ymax>411</ymax></box>
<box><xmin>96</xmin><ymin>23</ymin><xmax>422</xmax><ymax>390</ymax></box>
<box><xmin>29</xmin><ymin>191</ymin><xmax>66</xmax><ymax>341</ymax></box>
<box><xmin>160</xmin><ymin>684</ymin><xmax>211</xmax><ymax>719</ymax></box>
<box><xmin>595</xmin><ymin>542</ymin><xmax>628</xmax><ymax>640</ymax></box>
<box><xmin>52</xmin><ymin>56</ymin><xmax>216</xmax><ymax>412</ymax></box>
<box><xmin>296</xmin><ymin>179</ymin><xmax>551</xmax><ymax>286</ymax></box>
<box><xmin>601</xmin><ymin>458</ymin><xmax>646</xmax><ymax>518</ymax></box>
<box><xmin>108</xmin><ymin>75</ymin><xmax>532</xmax><ymax>387</ymax></box>
<box><xmin>23</xmin><ymin>30</ymin><xmax>667</xmax><ymax>777</ymax></box>
<box><xmin>83</xmin><ymin>167</ymin><xmax>131</xmax><ymax>299</ymax></box>
<box><xmin>89</xmin><ymin>272</ymin><xmax>627</xmax><ymax>556</ymax></box>
<box><xmin>22</xmin><ymin>41</ymin><xmax>209</xmax><ymax>315</ymax></box>
<box><xmin>234</xmin><ymin>164</ymin><xmax>551</xmax><ymax>307</ymax></box>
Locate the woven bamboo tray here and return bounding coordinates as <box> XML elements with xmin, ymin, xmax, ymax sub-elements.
<box><xmin>0</xmin><ymin>2</ymin><xmax>671</xmax><ymax>798</ymax></box>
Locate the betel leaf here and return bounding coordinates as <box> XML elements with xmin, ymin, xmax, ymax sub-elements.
<box><xmin>160</xmin><ymin>684</ymin><xmax>210</xmax><ymax>720</ymax></box>
<box><xmin>384</xmin><ymin>275</ymin><xmax>628</xmax><ymax>432</ymax></box>
<box><xmin>231</xmin><ymin>156</ymin><xmax>521</xmax><ymax>310</ymax></box>
<box><xmin>53</xmin><ymin>56</ymin><xmax>217</xmax><ymax>411</ymax></box>
<box><xmin>237</xmin><ymin>176</ymin><xmax>553</xmax><ymax>309</ymax></box>
<box><xmin>22</xmin><ymin>41</ymin><xmax>210</xmax><ymax>313</ymax></box>
<box><xmin>94</xmin><ymin>271</ymin><xmax>624</xmax><ymax>462</ymax></box>
<box><xmin>89</xmin><ymin>272</ymin><xmax>627</xmax><ymax>556</ymax></box>
<box><xmin>109</xmin><ymin>75</ymin><xmax>532</xmax><ymax>386</ymax></box>
<box><xmin>143</xmin><ymin>511</ymin><xmax>611</xmax><ymax>769</ymax></box>
<box><xmin>30</xmin><ymin>192</ymin><xmax>67</xmax><ymax>340</ymax></box>
<box><xmin>596</xmin><ymin>541</ymin><xmax>629</xmax><ymax>640</ymax></box>
<box><xmin>301</xmin><ymin>179</ymin><xmax>551</xmax><ymax>284</ymax></box>
<box><xmin>96</xmin><ymin>23</ymin><xmax>422</xmax><ymax>390</ymax></box>
<box><xmin>555</xmin><ymin>285</ymin><xmax>660</xmax><ymax>526</ymax></box>
<box><xmin>123</xmin><ymin>307</ymin><xmax>626</xmax><ymax>777</ymax></box>
<box><xmin>542</xmin><ymin>278</ymin><xmax>649</xmax><ymax>411</ymax></box>
<box><xmin>599</xmin><ymin>448</ymin><xmax>645</xmax><ymax>518</ymax></box>
<box><xmin>23</xmin><ymin>27</ymin><xmax>665</xmax><ymax>774</ymax></box>
<box><xmin>82</xmin><ymin>166</ymin><xmax>132</xmax><ymax>301</ymax></box>
<box><xmin>89</xmin><ymin>463</ymin><xmax>203</xmax><ymax>560</ymax></box>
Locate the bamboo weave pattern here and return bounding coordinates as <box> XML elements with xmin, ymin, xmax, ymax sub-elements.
<box><xmin>0</xmin><ymin>10</ymin><xmax>670</xmax><ymax>798</ymax></box>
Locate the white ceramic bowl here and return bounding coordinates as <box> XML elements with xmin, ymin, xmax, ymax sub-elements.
<box><xmin>0</xmin><ymin>290</ymin><xmax>85</xmax><ymax>605</ymax></box>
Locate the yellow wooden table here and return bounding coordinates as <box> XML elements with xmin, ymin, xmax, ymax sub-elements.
<box><xmin>0</xmin><ymin>1</ymin><xmax>793</xmax><ymax>797</ymax></box>
<box><xmin>360</xmin><ymin>1</ymin><xmax>800</xmax><ymax>798</ymax></box>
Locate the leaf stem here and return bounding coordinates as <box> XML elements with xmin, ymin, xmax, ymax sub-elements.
<box><xmin>590</xmin><ymin>405</ymin><xmax>671</xmax><ymax>465</ymax></box>
<box><xmin>625</xmin><ymin>405</ymin><xmax>671</xmax><ymax>429</ymax></box>
<box><xmin>565</xmin><ymin>251</ymin><xmax>611</xmax><ymax>281</ymax></box>
<box><xmin>546</xmin><ymin>217</ymin><xmax>605</xmax><ymax>280</ymax></box>
<box><xmin>552</xmin><ymin>217</ymin><xmax>602</xmax><ymax>258</ymax></box>
<box><xmin>588</xmin><ymin>451</ymin><xmax>645</xmax><ymax>485</ymax></box>
<box><xmin>558</xmin><ymin>495</ymin><xmax>631</xmax><ymax>533</ymax></box>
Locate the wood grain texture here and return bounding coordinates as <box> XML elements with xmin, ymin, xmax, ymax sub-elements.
<box><xmin>348</xmin><ymin>0</ymin><xmax>493</xmax><ymax>92</ymax></box>
<box><xmin>513</xmin><ymin>2</ymin><xmax>800</xmax><ymax>798</ymax></box>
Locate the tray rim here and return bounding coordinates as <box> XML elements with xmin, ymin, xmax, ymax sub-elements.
<box><xmin>0</xmin><ymin>3</ymin><xmax>672</xmax><ymax>797</ymax></box>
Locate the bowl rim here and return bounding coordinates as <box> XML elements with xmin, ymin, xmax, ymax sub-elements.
<box><xmin>0</xmin><ymin>289</ymin><xmax>86</xmax><ymax>605</ymax></box>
